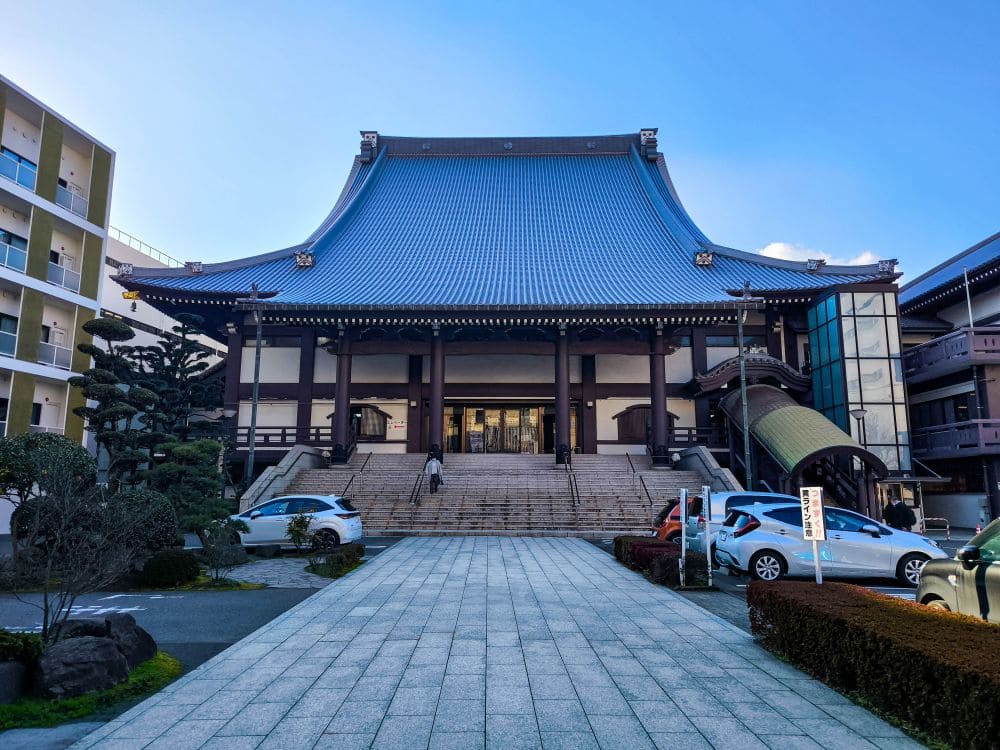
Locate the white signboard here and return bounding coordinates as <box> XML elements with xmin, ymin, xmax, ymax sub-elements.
<box><xmin>800</xmin><ymin>487</ymin><xmax>827</xmax><ymax>541</ymax></box>
<box><xmin>386</xmin><ymin>419</ymin><xmax>407</xmax><ymax>439</ymax></box>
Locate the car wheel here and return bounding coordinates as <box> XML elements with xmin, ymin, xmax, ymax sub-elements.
<box><xmin>897</xmin><ymin>553</ymin><xmax>929</xmax><ymax>586</ymax></box>
<box><xmin>924</xmin><ymin>598</ymin><xmax>951</xmax><ymax>612</ymax></box>
<box><xmin>313</xmin><ymin>529</ymin><xmax>341</xmax><ymax>550</ymax></box>
<box><xmin>666</xmin><ymin>533</ymin><xmax>682</xmax><ymax>544</ymax></box>
<box><xmin>748</xmin><ymin>550</ymin><xmax>786</xmax><ymax>581</ymax></box>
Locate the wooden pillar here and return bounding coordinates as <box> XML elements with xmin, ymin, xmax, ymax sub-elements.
<box><xmin>650</xmin><ymin>325</ymin><xmax>668</xmax><ymax>464</ymax></box>
<box><xmin>332</xmin><ymin>333</ymin><xmax>352</xmax><ymax>462</ymax></box>
<box><xmin>406</xmin><ymin>354</ymin><xmax>423</xmax><ymax>452</ymax></box>
<box><xmin>555</xmin><ymin>325</ymin><xmax>571</xmax><ymax>464</ymax></box>
<box><xmin>692</xmin><ymin>326</ymin><xmax>711</xmax><ymax>431</ymax></box>
<box><xmin>429</xmin><ymin>325</ymin><xmax>444</xmax><ymax>460</ymax></box>
<box><xmin>296</xmin><ymin>329</ymin><xmax>316</xmax><ymax>443</ymax></box>
<box><xmin>581</xmin><ymin>355</ymin><xmax>597</xmax><ymax>454</ymax></box>
<box><xmin>223</xmin><ymin>328</ymin><xmax>241</xmax><ymax>418</ymax></box>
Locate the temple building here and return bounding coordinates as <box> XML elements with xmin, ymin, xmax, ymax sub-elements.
<box><xmin>115</xmin><ymin>130</ymin><xmax>910</xmax><ymax>508</ymax></box>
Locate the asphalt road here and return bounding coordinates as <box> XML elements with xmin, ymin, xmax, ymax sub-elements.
<box><xmin>0</xmin><ymin>536</ymin><xmax>404</xmax><ymax>671</ymax></box>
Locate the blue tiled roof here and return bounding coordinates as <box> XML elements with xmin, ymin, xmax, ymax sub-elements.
<box><xmin>125</xmin><ymin>133</ymin><xmax>892</xmax><ymax>309</ymax></box>
<box><xmin>899</xmin><ymin>231</ymin><xmax>1000</xmax><ymax>308</ymax></box>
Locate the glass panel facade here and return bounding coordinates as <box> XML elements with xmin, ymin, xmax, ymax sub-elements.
<box><xmin>822</xmin><ymin>290</ymin><xmax>910</xmax><ymax>471</ymax></box>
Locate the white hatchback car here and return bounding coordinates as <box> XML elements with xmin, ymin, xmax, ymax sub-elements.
<box><xmin>715</xmin><ymin>502</ymin><xmax>947</xmax><ymax>585</ymax></box>
<box><xmin>233</xmin><ymin>495</ymin><xmax>363</xmax><ymax>548</ymax></box>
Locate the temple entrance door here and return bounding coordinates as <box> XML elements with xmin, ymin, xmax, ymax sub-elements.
<box><xmin>463</xmin><ymin>406</ymin><xmax>541</xmax><ymax>453</ymax></box>
<box><xmin>542</xmin><ymin>413</ymin><xmax>555</xmax><ymax>454</ymax></box>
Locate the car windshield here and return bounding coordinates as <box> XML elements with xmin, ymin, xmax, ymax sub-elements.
<box><xmin>974</xmin><ymin>522</ymin><xmax>1000</xmax><ymax>562</ymax></box>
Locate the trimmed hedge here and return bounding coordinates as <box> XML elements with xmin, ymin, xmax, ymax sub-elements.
<box><xmin>140</xmin><ymin>548</ymin><xmax>200</xmax><ymax>587</ymax></box>
<box><xmin>747</xmin><ymin>580</ymin><xmax>1000</xmax><ymax>750</ymax></box>
<box><xmin>648</xmin><ymin>547</ymin><xmax>709</xmax><ymax>588</ymax></box>
<box><xmin>0</xmin><ymin>630</ymin><xmax>42</xmax><ymax>665</ymax></box>
<box><xmin>613</xmin><ymin>535</ymin><xmax>651</xmax><ymax>563</ymax></box>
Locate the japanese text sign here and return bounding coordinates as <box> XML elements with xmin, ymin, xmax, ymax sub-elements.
<box><xmin>800</xmin><ymin>487</ymin><xmax>827</xmax><ymax>541</ymax></box>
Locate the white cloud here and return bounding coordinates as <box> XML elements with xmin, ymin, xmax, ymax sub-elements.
<box><xmin>757</xmin><ymin>241</ymin><xmax>878</xmax><ymax>266</ymax></box>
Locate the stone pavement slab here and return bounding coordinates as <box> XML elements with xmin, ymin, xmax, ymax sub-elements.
<box><xmin>70</xmin><ymin>537</ymin><xmax>917</xmax><ymax>749</ymax></box>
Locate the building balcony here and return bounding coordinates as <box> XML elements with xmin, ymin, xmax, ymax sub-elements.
<box><xmin>0</xmin><ymin>240</ymin><xmax>28</xmax><ymax>274</ymax></box>
<box><xmin>911</xmin><ymin>419</ymin><xmax>1000</xmax><ymax>459</ymax></box>
<box><xmin>55</xmin><ymin>185</ymin><xmax>89</xmax><ymax>218</ymax></box>
<box><xmin>232</xmin><ymin>425</ymin><xmax>334</xmax><ymax>449</ymax></box>
<box><xmin>903</xmin><ymin>327</ymin><xmax>1000</xmax><ymax>384</ymax></box>
<box><xmin>38</xmin><ymin>340</ymin><xmax>72</xmax><ymax>370</ymax></box>
<box><xmin>46</xmin><ymin>261</ymin><xmax>81</xmax><ymax>293</ymax></box>
<box><xmin>29</xmin><ymin>424</ymin><xmax>64</xmax><ymax>435</ymax></box>
<box><xmin>0</xmin><ymin>151</ymin><xmax>36</xmax><ymax>191</ymax></box>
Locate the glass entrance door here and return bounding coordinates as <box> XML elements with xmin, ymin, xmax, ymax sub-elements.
<box><xmin>463</xmin><ymin>406</ymin><xmax>541</xmax><ymax>453</ymax></box>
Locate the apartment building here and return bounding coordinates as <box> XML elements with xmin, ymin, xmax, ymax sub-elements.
<box><xmin>0</xmin><ymin>75</ymin><xmax>113</xmax><ymax>445</ymax></box>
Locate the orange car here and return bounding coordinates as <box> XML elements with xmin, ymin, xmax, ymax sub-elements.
<box><xmin>652</xmin><ymin>496</ymin><xmax>703</xmax><ymax>542</ymax></box>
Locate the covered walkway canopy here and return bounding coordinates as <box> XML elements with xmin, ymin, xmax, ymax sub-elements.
<box><xmin>721</xmin><ymin>384</ymin><xmax>888</xmax><ymax>483</ymax></box>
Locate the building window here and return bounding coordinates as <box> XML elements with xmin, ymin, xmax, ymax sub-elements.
<box><xmin>0</xmin><ymin>313</ymin><xmax>17</xmax><ymax>356</ymax></box>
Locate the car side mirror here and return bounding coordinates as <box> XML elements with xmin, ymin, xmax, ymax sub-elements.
<box><xmin>957</xmin><ymin>545</ymin><xmax>980</xmax><ymax>563</ymax></box>
<box><xmin>250</xmin><ymin>511</ymin><xmax>262</xmax><ymax>520</ymax></box>
<box><xmin>861</xmin><ymin>523</ymin><xmax>881</xmax><ymax>537</ymax></box>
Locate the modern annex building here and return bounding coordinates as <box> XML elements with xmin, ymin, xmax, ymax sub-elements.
<box><xmin>117</xmin><ymin>130</ymin><xmax>910</xmax><ymax>507</ymax></box>
<box><xmin>0</xmin><ymin>75</ymin><xmax>113</xmax><ymax>443</ymax></box>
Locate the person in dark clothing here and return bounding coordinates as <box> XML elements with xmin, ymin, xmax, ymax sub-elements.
<box><xmin>884</xmin><ymin>496</ymin><xmax>916</xmax><ymax>531</ymax></box>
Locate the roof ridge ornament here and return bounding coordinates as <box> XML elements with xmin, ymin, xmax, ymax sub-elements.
<box><xmin>294</xmin><ymin>249</ymin><xmax>315</xmax><ymax>268</ymax></box>
<box><xmin>694</xmin><ymin>250</ymin><xmax>714</xmax><ymax>267</ymax></box>
<box><xmin>360</xmin><ymin>130</ymin><xmax>378</xmax><ymax>163</ymax></box>
<box><xmin>877</xmin><ymin>258</ymin><xmax>898</xmax><ymax>274</ymax></box>
<box><xmin>185</xmin><ymin>261</ymin><xmax>203</xmax><ymax>274</ymax></box>
<box><xmin>806</xmin><ymin>258</ymin><xmax>827</xmax><ymax>272</ymax></box>
<box><xmin>640</xmin><ymin>128</ymin><xmax>659</xmax><ymax>161</ymax></box>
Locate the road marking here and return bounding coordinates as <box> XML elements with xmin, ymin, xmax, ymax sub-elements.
<box><xmin>101</xmin><ymin>594</ymin><xmax>184</xmax><ymax>600</ymax></box>
<box><xmin>365</xmin><ymin>545</ymin><xmax>387</xmax><ymax>549</ymax></box>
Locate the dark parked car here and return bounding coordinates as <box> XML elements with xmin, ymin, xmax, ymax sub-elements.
<box><xmin>917</xmin><ymin>519</ymin><xmax>1000</xmax><ymax>623</ymax></box>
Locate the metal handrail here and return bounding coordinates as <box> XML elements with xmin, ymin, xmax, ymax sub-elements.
<box><xmin>37</xmin><ymin>340</ymin><xmax>72</xmax><ymax>369</ymax></box>
<box><xmin>55</xmin><ymin>185</ymin><xmax>89</xmax><ymax>218</ymax></box>
<box><xmin>358</xmin><ymin>452</ymin><xmax>373</xmax><ymax>473</ymax></box>
<box><xmin>340</xmin><ymin>473</ymin><xmax>357</xmax><ymax>498</ymax></box>
<box><xmin>625</xmin><ymin>452</ymin><xmax>637</xmax><ymax>490</ymax></box>
<box><xmin>0</xmin><ymin>151</ymin><xmax>37</xmax><ymax>190</ymax></box>
<box><xmin>922</xmin><ymin>517</ymin><xmax>951</xmax><ymax>540</ymax></box>
<box><xmin>566</xmin><ymin>470</ymin><xmax>579</xmax><ymax>507</ymax></box>
<box><xmin>108</xmin><ymin>226</ymin><xmax>183</xmax><ymax>268</ymax></box>
<box><xmin>408</xmin><ymin>473</ymin><xmax>424</xmax><ymax>506</ymax></box>
<box><xmin>0</xmin><ymin>240</ymin><xmax>27</xmax><ymax>273</ymax></box>
<box><xmin>46</xmin><ymin>261</ymin><xmax>81</xmax><ymax>292</ymax></box>
<box><xmin>638</xmin><ymin>474</ymin><xmax>654</xmax><ymax>508</ymax></box>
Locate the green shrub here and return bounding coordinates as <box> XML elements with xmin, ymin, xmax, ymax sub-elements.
<box><xmin>0</xmin><ymin>630</ymin><xmax>42</xmax><ymax>665</ymax></box>
<box><xmin>141</xmin><ymin>548</ymin><xmax>200</xmax><ymax>587</ymax></box>
<box><xmin>747</xmin><ymin>580</ymin><xmax>1000</xmax><ymax>749</ymax></box>
<box><xmin>286</xmin><ymin>513</ymin><xmax>312</xmax><ymax>550</ymax></box>
<box><xmin>115</xmin><ymin>488</ymin><xmax>179</xmax><ymax>553</ymax></box>
<box><xmin>648</xmin><ymin>548</ymin><xmax>709</xmax><ymax>587</ymax></box>
<box><xmin>308</xmin><ymin>543</ymin><xmax>365</xmax><ymax>578</ymax></box>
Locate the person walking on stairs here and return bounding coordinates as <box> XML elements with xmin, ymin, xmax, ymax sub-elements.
<box><xmin>425</xmin><ymin>453</ymin><xmax>444</xmax><ymax>494</ymax></box>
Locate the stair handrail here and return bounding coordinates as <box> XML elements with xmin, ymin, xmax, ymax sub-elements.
<box><xmin>340</xmin><ymin>473</ymin><xmax>357</xmax><ymax>498</ymax></box>
<box><xmin>625</xmin><ymin>452</ymin><xmax>637</xmax><ymax>490</ymax></box>
<box><xmin>638</xmin><ymin>473</ymin><xmax>654</xmax><ymax>508</ymax></box>
<box><xmin>408</xmin><ymin>472</ymin><xmax>424</xmax><ymax>506</ymax></box>
<box><xmin>358</xmin><ymin>452</ymin><xmax>373</xmax><ymax>474</ymax></box>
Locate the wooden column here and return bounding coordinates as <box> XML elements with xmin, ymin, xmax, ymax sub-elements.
<box><xmin>223</xmin><ymin>328</ymin><xmax>241</xmax><ymax>418</ymax></box>
<box><xmin>692</xmin><ymin>326</ymin><xmax>711</xmax><ymax>430</ymax></box>
<box><xmin>581</xmin><ymin>355</ymin><xmax>597</xmax><ymax>454</ymax></box>
<box><xmin>332</xmin><ymin>333</ymin><xmax>353</xmax><ymax>462</ymax></box>
<box><xmin>555</xmin><ymin>325</ymin><xmax>571</xmax><ymax>464</ymax></box>
<box><xmin>406</xmin><ymin>354</ymin><xmax>423</xmax><ymax>452</ymax></box>
<box><xmin>296</xmin><ymin>329</ymin><xmax>316</xmax><ymax>444</ymax></box>
<box><xmin>429</xmin><ymin>326</ymin><xmax>444</xmax><ymax>460</ymax></box>
<box><xmin>649</xmin><ymin>325</ymin><xmax>669</xmax><ymax>464</ymax></box>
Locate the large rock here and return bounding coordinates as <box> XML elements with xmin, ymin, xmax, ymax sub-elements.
<box><xmin>0</xmin><ymin>661</ymin><xmax>26</xmax><ymax>704</ymax></box>
<box><xmin>106</xmin><ymin>613</ymin><xmax>156</xmax><ymax>669</ymax></box>
<box><xmin>53</xmin><ymin>618</ymin><xmax>110</xmax><ymax>640</ymax></box>
<box><xmin>34</xmin><ymin>636</ymin><xmax>128</xmax><ymax>698</ymax></box>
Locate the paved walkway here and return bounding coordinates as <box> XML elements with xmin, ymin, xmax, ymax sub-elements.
<box><xmin>234</xmin><ymin>558</ymin><xmax>333</xmax><ymax>589</ymax></box>
<box><xmin>71</xmin><ymin>537</ymin><xmax>920</xmax><ymax>750</ymax></box>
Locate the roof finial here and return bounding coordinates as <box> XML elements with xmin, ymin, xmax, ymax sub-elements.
<box><xmin>640</xmin><ymin>128</ymin><xmax>659</xmax><ymax>161</ymax></box>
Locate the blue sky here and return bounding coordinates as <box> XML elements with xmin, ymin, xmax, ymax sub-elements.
<box><xmin>4</xmin><ymin>1</ymin><xmax>998</xmax><ymax>281</ymax></box>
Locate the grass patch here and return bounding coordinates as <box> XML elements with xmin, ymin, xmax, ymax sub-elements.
<box><xmin>0</xmin><ymin>651</ymin><xmax>183</xmax><ymax>730</ymax></box>
<box><xmin>305</xmin><ymin>558</ymin><xmax>364</xmax><ymax>579</ymax></box>
<box><xmin>170</xmin><ymin>575</ymin><xmax>265</xmax><ymax>591</ymax></box>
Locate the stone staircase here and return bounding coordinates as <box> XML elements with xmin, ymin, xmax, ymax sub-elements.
<box><xmin>284</xmin><ymin>452</ymin><xmax>706</xmax><ymax>537</ymax></box>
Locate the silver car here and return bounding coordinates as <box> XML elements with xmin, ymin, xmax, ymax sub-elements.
<box><xmin>682</xmin><ymin>491</ymin><xmax>800</xmax><ymax>554</ymax></box>
<box><xmin>715</xmin><ymin>502</ymin><xmax>948</xmax><ymax>585</ymax></box>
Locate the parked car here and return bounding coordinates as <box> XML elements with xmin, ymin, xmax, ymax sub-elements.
<box><xmin>916</xmin><ymin>518</ymin><xmax>1000</xmax><ymax>622</ymax></box>
<box><xmin>714</xmin><ymin>502</ymin><xmax>947</xmax><ymax>585</ymax></box>
<box><xmin>232</xmin><ymin>495</ymin><xmax>362</xmax><ymax>548</ymax></box>
<box><xmin>684</xmin><ymin>491</ymin><xmax>800</xmax><ymax>554</ymax></box>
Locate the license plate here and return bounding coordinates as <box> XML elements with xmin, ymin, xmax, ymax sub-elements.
<box><xmin>719</xmin><ymin>531</ymin><xmax>728</xmax><ymax>541</ymax></box>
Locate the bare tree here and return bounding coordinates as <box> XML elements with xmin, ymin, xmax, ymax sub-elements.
<box><xmin>2</xmin><ymin>462</ymin><xmax>159</xmax><ymax>643</ymax></box>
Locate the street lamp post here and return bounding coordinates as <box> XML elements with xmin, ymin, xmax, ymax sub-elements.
<box><xmin>850</xmin><ymin>407</ymin><xmax>869</xmax><ymax>515</ymax></box>
<box><xmin>737</xmin><ymin>282</ymin><xmax>763</xmax><ymax>490</ymax></box>
<box><xmin>241</xmin><ymin>283</ymin><xmax>263</xmax><ymax>487</ymax></box>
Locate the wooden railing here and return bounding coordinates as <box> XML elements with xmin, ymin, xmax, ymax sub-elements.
<box><xmin>903</xmin><ymin>327</ymin><xmax>1000</xmax><ymax>383</ymax></box>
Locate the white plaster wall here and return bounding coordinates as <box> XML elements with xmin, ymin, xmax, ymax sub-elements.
<box><xmin>0</xmin><ymin>287</ymin><xmax>20</xmax><ymax>317</ymax></box>
<box><xmin>707</xmin><ymin>346</ymin><xmax>739</xmax><ymax>370</ymax></box>
<box><xmin>797</xmin><ymin>335</ymin><xmax>809</xmax><ymax>371</ymax></box>
<box><xmin>241</xmin><ymin>347</ymin><xmax>300</xmax><ymax>383</ymax></box>
<box><xmin>238</xmin><ymin>400</ymin><xmax>296</xmax><ymax>427</ymax></box>
<box><xmin>596</xmin><ymin>355</ymin><xmax>647</xmax><ymax>384</ymax></box>
<box><xmin>314</xmin><ymin>349</ymin><xmax>337</xmax><ymax>383</ymax></box>
<box><xmin>425</xmin><ymin>354</ymin><xmax>580</xmax><ymax>384</ymax></box>
<box><xmin>59</xmin><ymin>143</ymin><xmax>92</xmax><ymax>198</ymax></box>
<box><xmin>939</xmin><ymin>286</ymin><xmax>1000</xmax><ymax>327</ymax></box>
<box><xmin>666</xmin><ymin>348</ymin><xmax>693</xmax><ymax>382</ymax></box>
<box><xmin>352</xmin><ymin>355</ymin><xmax>408</xmax><ymax>383</ymax></box>
<box><xmin>667</xmin><ymin>398</ymin><xmax>696</xmax><ymax>427</ymax></box>
<box><xmin>2</xmin><ymin>110</ymin><xmax>41</xmax><ymax>162</ymax></box>
<box><xmin>311</xmin><ymin>400</ymin><xmax>335</xmax><ymax>427</ymax></box>
<box><xmin>41</xmin><ymin>301</ymin><xmax>74</xmax><ymax>345</ymax></box>
<box><xmin>596</xmin><ymin>397</ymin><xmax>648</xmax><ymax>441</ymax></box>
<box><xmin>33</xmin><ymin>380</ymin><xmax>66</xmax><ymax>428</ymax></box>
<box><xmin>0</xmin><ymin>203</ymin><xmax>30</xmax><ymax>239</ymax></box>
<box><xmin>51</xmin><ymin>227</ymin><xmax>82</xmax><ymax>269</ymax></box>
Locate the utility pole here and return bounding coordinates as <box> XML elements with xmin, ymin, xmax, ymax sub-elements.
<box><xmin>244</xmin><ymin>283</ymin><xmax>263</xmax><ymax>486</ymax></box>
<box><xmin>737</xmin><ymin>282</ymin><xmax>762</xmax><ymax>490</ymax></box>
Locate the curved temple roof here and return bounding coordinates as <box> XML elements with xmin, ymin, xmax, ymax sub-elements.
<box><xmin>121</xmin><ymin>132</ymin><xmax>895</xmax><ymax>310</ymax></box>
